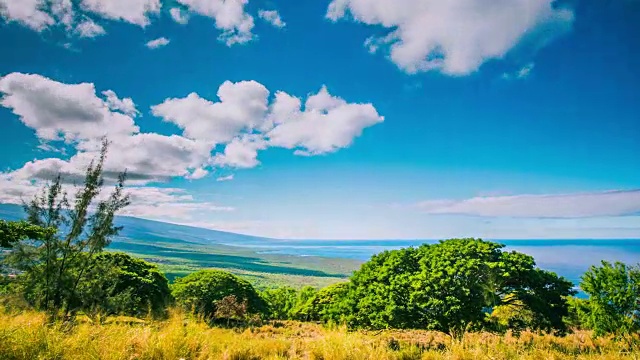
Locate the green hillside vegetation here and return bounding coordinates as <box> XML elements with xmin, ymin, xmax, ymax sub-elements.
<box><xmin>1</xmin><ymin>143</ymin><xmax>639</xmax><ymax>359</ymax></box>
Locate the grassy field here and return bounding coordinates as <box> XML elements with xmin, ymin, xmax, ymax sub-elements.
<box><xmin>1</xmin><ymin>308</ymin><xmax>638</xmax><ymax>360</ymax></box>
<box><xmin>110</xmin><ymin>238</ymin><xmax>359</xmax><ymax>289</ymax></box>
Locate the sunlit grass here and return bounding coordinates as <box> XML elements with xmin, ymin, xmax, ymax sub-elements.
<box><xmin>0</xmin><ymin>308</ymin><xmax>637</xmax><ymax>360</ymax></box>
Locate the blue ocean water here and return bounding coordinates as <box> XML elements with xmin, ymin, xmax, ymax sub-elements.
<box><xmin>222</xmin><ymin>239</ymin><xmax>640</xmax><ymax>286</ymax></box>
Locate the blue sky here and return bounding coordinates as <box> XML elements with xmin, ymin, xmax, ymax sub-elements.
<box><xmin>0</xmin><ymin>0</ymin><xmax>638</xmax><ymax>239</ymax></box>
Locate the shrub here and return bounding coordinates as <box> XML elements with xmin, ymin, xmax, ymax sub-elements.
<box><xmin>172</xmin><ymin>269</ymin><xmax>266</xmax><ymax>322</ymax></box>
<box><xmin>579</xmin><ymin>261</ymin><xmax>640</xmax><ymax>338</ymax></box>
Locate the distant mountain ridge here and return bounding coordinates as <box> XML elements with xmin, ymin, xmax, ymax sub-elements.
<box><xmin>0</xmin><ymin>203</ymin><xmax>274</xmax><ymax>247</ymax></box>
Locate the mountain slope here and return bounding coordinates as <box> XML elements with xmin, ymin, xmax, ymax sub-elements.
<box><xmin>0</xmin><ymin>203</ymin><xmax>360</xmax><ymax>288</ymax></box>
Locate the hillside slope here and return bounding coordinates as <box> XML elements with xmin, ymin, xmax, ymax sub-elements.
<box><xmin>0</xmin><ymin>203</ymin><xmax>360</xmax><ymax>288</ymax></box>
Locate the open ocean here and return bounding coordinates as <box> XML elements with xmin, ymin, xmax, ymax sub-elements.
<box><xmin>223</xmin><ymin>239</ymin><xmax>640</xmax><ymax>287</ymax></box>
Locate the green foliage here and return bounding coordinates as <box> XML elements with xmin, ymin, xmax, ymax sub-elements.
<box><xmin>77</xmin><ymin>252</ymin><xmax>171</xmax><ymax>319</ymax></box>
<box><xmin>2</xmin><ymin>140</ymin><xmax>130</xmax><ymax>318</ymax></box>
<box><xmin>564</xmin><ymin>296</ymin><xmax>591</xmax><ymax>329</ymax></box>
<box><xmin>0</xmin><ymin>220</ymin><xmax>54</xmax><ymax>249</ymax></box>
<box><xmin>302</xmin><ymin>282</ymin><xmax>351</xmax><ymax>324</ymax></box>
<box><xmin>261</xmin><ymin>286</ymin><xmax>298</xmax><ymax>320</ymax></box>
<box><xmin>289</xmin><ymin>286</ymin><xmax>318</xmax><ymax>321</ymax></box>
<box><xmin>343</xmin><ymin>238</ymin><xmax>575</xmax><ymax>336</ymax></box>
<box><xmin>172</xmin><ymin>269</ymin><xmax>267</xmax><ymax>322</ymax></box>
<box><xmin>579</xmin><ymin>261</ymin><xmax>640</xmax><ymax>337</ymax></box>
<box><xmin>489</xmin><ymin>294</ymin><xmax>535</xmax><ymax>336</ymax></box>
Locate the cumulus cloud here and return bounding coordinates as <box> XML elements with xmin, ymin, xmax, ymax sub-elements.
<box><xmin>102</xmin><ymin>90</ymin><xmax>138</xmax><ymax>116</ymax></box>
<box><xmin>415</xmin><ymin>190</ymin><xmax>640</xmax><ymax>218</ymax></box>
<box><xmin>1</xmin><ymin>72</ymin><xmax>382</xmax><ymax>220</ymax></box>
<box><xmin>145</xmin><ymin>37</ymin><xmax>170</xmax><ymax>49</ymax></box>
<box><xmin>175</xmin><ymin>0</ymin><xmax>255</xmax><ymax>45</ymax></box>
<box><xmin>1</xmin><ymin>0</ymin><xmax>270</xmax><ymax>46</ymax></box>
<box><xmin>0</xmin><ymin>0</ymin><xmax>54</xmax><ymax>31</ymax></box>
<box><xmin>266</xmin><ymin>86</ymin><xmax>384</xmax><ymax>155</ymax></box>
<box><xmin>212</xmin><ymin>135</ymin><xmax>267</xmax><ymax>168</ymax></box>
<box><xmin>0</xmin><ymin>72</ymin><xmax>139</xmax><ymax>142</ymax></box>
<box><xmin>327</xmin><ymin>0</ymin><xmax>574</xmax><ymax>75</ymax></box>
<box><xmin>4</xmin><ymin>135</ymin><xmax>212</xmax><ymax>185</ymax></box>
<box><xmin>258</xmin><ymin>9</ymin><xmax>285</xmax><ymax>28</ymax></box>
<box><xmin>75</xmin><ymin>18</ymin><xmax>105</xmax><ymax>38</ymax></box>
<box><xmin>80</xmin><ymin>0</ymin><xmax>160</xmax><ymax>27</ymax></box>
<box><xmin>151</xmin><ymin>80</ymin><xmax>270</xmax><ymax>145</ymax></box>
<box><xmin>153</xmin><ymin>82</ymin><xmax>383</xmax><ymax>167</ymax></box>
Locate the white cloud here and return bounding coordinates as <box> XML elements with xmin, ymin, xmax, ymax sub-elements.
<box><xmin>4</xmin><ymin>133</ymin><xmax>213</xmax><ymax>185</ymax></box>
<box><xmin>327</xmin><ymin>0</ymin><xmax>574</xmax><ymax>75</ymax></box>
<box><xmin>502</xmin><ymin>62</ymin><xmax>535</xmax><ymax>80</ymax></box>
<box><xmin>266</xmin><ymin>86</ymin><xmax>384</xmax><ymax>155</ymax></box>
<box><xmin>151</xmin><ymin>80</ymin><xmax>270</xmax><ymax>144</ymax></box>
<box><xmin>102</xmin><ymin>90</ymin><xmax>138</xmax><ymax>116</ymax></box>
<box><xmin>0</xmin><ymin>0</ymin><xmax>54</xmax><ymax>31</ymax></box>
<box><xmin>1</xmin><ymin>0</ymin><xmax>273</xmax><ymax>46</ymax></box>
<box><xmin>145</xmin><ymin>37</ymin><xmax>170</xmax><ymax>49</ymax></box>
<box><xmin>80</xmin><ymin>0</ymin><xmax>160</xmax><ymax>27</ymax></box>
<box><xmin>0</xmin><ymin>174</ymin><xmax>231</xmax><ymax>221</ymax></box>
<box><xmin>0</xmin><ymin>72</ymin><xmax>138</xmax><ymax>143</ymax></box>
<box><xmin>258</xmin><ymin>9</ymin><xmax>285</xmax><ymax>28</ymax></box>
<box><xmin>153</xmin><ymin>82</ymin><xmax>383</xmax><ymax>167</ymax></box>
<box><xmin>169</xmin><ymin>7</ymin><xmax>189</xmax><ymax>24</ymax></box>
<box><xmin>186</xmin><ymin>167</ymin><xmax>209</xmax><ymax>180</ymax></box>
<box><xmin>415</xmin><ymin>190</ymin><xmax>640</xmax><ymax>218</ymax></box>
<box><xmin>2</xmin><ymin>72</ymin><xmax>381</xmax><ymax>190</ymax></box>
<box><xmin>212</xmin><ymin>135</ymin><xmax>266</xmax><ymax>168</ymax></box>
<box><xmin>75</xmin><ymin>18</ymin><xmax>105</xmax><ymax>38</ymax></box>
<box><xmin>176</xmin><ymin>0</ymin><xmax>255</xmax><ymax>45</ymax></box>
<box><xmin>216</xmin><ymin>174</ymin><xmax>234</xmax><ymax>182</ymax></box>
<box><xmin>50</xmin><ymin>0</ymin><xmax>74</xmax><ymax>29</ymax></box>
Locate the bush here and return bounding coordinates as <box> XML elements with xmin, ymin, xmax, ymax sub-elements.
<box><xmin>579</xmin><ymin>261</ymin><xmax>640</xmax><ymax>337</ymax></box>
<box><xmin>172</xmin><ymin>269</ymin><xmax>266</xmax><ymax>323</ymax></box>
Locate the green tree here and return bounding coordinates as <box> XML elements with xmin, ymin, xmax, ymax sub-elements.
<box><xmin>580</xmin><ymin>261</ymin><xmax>640</xmax><ymax>338</ymax></box>
<box><xmin>344</xmin><ymin>239</ymin><xmax>575</xmax><ymax>336</ymax></box>
<box><xmin>564</xmin><ymin>296</ymin><xmax>591</xmax><ymax>330</ymax></box>
<box><xmin>4</xmin><ymin>140</ymin><xmax>130</xmax><ymax>318</ymax></box>
<box><xmin>261</xmin><ymin>286</ymin><xmax>298</xmax><ymax>320</ymax></box>
<box><xmin>302</xmin><ymin>282</ymin><xmax>351</xmax><ymax>324</ymax></box>
<box><xmin>77</xmin><ymin>252</ymin><xmax>171</xmax><ymax>320</ymax></box>
<box><xmin>172</xmin><ymin>269</ymin><xmax>266</xmax><ymax>323</ymax></box>
<box><xmin>0</xmin><ymin>220</ymin><xmax>54</xmax><ymax>249</ymax></box>
<box><xmin>289</xmin><ymin>286</ymin><xmax>318</xmax><ymax>321</ymax></box>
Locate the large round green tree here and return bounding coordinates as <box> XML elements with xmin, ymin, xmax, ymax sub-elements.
<box><xmin>172</xmin><ymin>269</ymin><xmax>266</xmax><ymax>321</ymax></box>
<box><xmin>343</xmin><ymin>238</ymin><xmax>575</xmax><ymax>336</ymax></box>
<box><xmin>77</xmin><ymin>252</ymin><xmax>171</xmax><ymax>319</ymax></box>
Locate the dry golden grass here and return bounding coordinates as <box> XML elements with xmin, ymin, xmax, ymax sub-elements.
<box><xmin>0</xmin><ymin>308</ymin><xmax>638</xmax><ymax>360</ymax></box>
